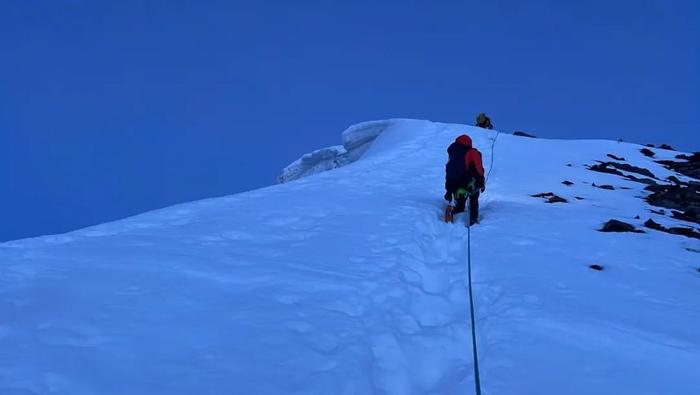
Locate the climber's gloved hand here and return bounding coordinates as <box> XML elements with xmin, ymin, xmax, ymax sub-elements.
<box><xmin>480</xmin><ymin>185</ymin><xmax>486</xmax><ymax>193</ymax></box>
<box><xmin>444</xmin><ymin>191</ymin><xmax>452</xmax><ymax>202</ymax></box>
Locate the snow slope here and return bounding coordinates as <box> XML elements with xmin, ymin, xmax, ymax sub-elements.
<box><xmin>1</xmin><ymin>119</ymin><xmax>699</xmax><ymax>395</ymax></box>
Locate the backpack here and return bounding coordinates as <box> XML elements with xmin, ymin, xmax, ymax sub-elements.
<box><xmin>446</xmin><ymin>142</ymin><xmax>469</xmax><ymax>183</ymax></box>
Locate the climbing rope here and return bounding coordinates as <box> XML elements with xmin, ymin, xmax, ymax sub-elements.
<box><xmin>487</xmin><ymin>130</ymin><xmax>500</xmax><ymax>181</ymax></box>
<box><xmin>466</xmin><ymin>203</ymin><xmax>482</xmax><ymax>395</ymax></box>
<box><xmin>466</xmin><ymin>129</ymin><xmax>500</xmax><ymax>395</ymax></box>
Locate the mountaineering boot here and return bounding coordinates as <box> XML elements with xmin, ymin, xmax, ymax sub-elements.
<box><xmin>444</xmin><ymin>204</ymin><xmax>454</xmax><ymax>223</ymax></box>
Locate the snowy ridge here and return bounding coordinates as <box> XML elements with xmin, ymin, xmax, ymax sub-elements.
<box><xmin>1</xmin><ymin>119</ymin><xmax>699</xmax><ymax>394</ymax></box>
<box><xmin>277</xmin><ymin>119</ymin><xmax>393</xmax><ymax>183</ymax></box>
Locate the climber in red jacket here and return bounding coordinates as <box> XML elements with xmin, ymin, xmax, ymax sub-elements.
<box><xmin>444</xmin><ymin>134</ymin><xmax>485</xmax><ymax>225</ymax></box>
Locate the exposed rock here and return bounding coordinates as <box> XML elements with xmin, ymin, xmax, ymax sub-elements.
<box><xmin>640</xmin><ymin>148</ymin><xmax>656</xmax><ymax>158</ymax></box>
<box><xmin>672</xmin><ymin>209</ymin><xmax>700</xmax><ymax>224</ymax></box>
<box><xmin>531</xmin><ymin>192</ymin><xmax>568</xmax><ymax>203</ymax></box>
<box><xmin>666</xmin><ymin>226</ymin><xmax>700</xmax><ymax>239</ymax></box>
<box><xmin>588</xmin><ymin>161</ymin><xmax>656</xmax><ymax>179</ymax></box>
<box><xmin>659</xmin><ymin>144</ymin><xmax>675</xmax><ymax>151</ymax></box>
<box><xmin>607</xmin><ymin>154</ymin><xmax>626</xmax><ymax>161</ymax></box>
<box><xmin>589</xmin><ymin>264</ymin><xmax>604</xmax><ymax>271</ymax></box>
<box><xmin>575</xmin><ymin>196</ymin><xmax>584</xmax><ymax>200</ymax></box>
<box><xmin>513</xmin><ymin>131</ymin><xmax>536</xmax><ymax>138</ymax></box>
<box><xmin>646</xmin><ymin>184</ymin><xmax>700</xmax><ymax>225</ymax></box>
<box><xmin>597</xmin><ymin>185</ymin><xmax>615</xmax><ymax>190</ymax></box>
<box><xmin>667</xmin><ymin>175</ymin><xmax>684</xmax><ymax>185</ymax></box>
<box><xmin>566</xmin><ymin>164</ymin><xmax>573</xmax><ymax>167</ymax></box>
<box><xmin>644</xmin><ymin>184</ymin><xmax>667</xmax><ymax>193</ymax></box>
<box><xmin>600</xmin><ymin>220</ymin><xmax>644</xmax><ymax>233</ymax></box>
<box><xmin>624</xmin><ymin>175</ymin><xmax>658</xmax><ymax>186</ymax></box>
<box><xmin>689</xmin><ymin>248</ymin><xmax>700</xmax><ymax>254</ymax></box>
<box><xmin>644</xmin><ymin>219</ymin><xmax>665</xmax><ymax>231</ymax></box>
<box><xmin>612</xmin><ymin>163</ymin><xmax>656</xmax><ymax>178</ymax></box>
<box><xmin>645</xmin><ymin>144</ymin><xmax>656</xmax><ymax>148</ymax></box>
<box><xmin>634</xmin><ymin>215</ymin><xmax>640</xmax><ymax>219</ymax></box>
<box><xmin>588</xmin><ymin>163</ymin><xmax>624</xmax><ymax>176</ymax></box>
<box><xmin>656</xmin><ymin>153</ymin><xmax>700</xmax><ymax>180</ymax></box>
<box><xmin>548</xmin><ymin>195</ymin><xmax>568</xmax><ymax>203</ymax></box>
<box><xmin>644</xmin><ymin>218</ymin><xmax>700</xmax><ymax>240</ymax></box>
<box><xmin>650</xmin><ymin>208</ymin><xmax>666</xmax><ymax>215</ymax></box>
<box><xmin>562</xmin><ymin>180</ymin><xmax>574</xmax><ymax>186</ymax></box>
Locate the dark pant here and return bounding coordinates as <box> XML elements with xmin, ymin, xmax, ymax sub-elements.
<box><xmin>452</xmin><ymin>191</ymin><xmax>479</xmax><ymax>222</ymax></box>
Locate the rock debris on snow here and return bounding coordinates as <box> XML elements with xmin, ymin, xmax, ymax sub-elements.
<box><xmin>644</xmin><ymin>219</ymin><xmax>700</xmax><ymax>240</ymax></box>
<box><xmin>588</xmin><ymin>161</ymin><xmax>657</xmax><ymax>179</ymax></box>
<box><xmin>531</xmin><ymin>192</ymin><xmax>568</xmax><ymax>203</ymax></box>
<box><xmin>600</xmin><ymin>220</ymin><xmax>644</xmax><ymax>233</ymax></box>
<box><xmin>645</xmin><ymin>184</ymin><xmax>700</xmax><ymax>225</ymax></box>
<box><xmin>657</xmin><ymin>153</ymin><xmax>700</xmax><ymax>180</ymax></box>
<box><xmin>640</xmin><ymin>148</ymin><xmax>656</xmax><ymax>158</ymax></box>
<box><xmin>513</xmin><ymin>131</ymin><xmax>536</xmax><ymax>138</ymax></box>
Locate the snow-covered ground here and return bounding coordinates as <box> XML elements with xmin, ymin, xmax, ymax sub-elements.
<box><xmin>1</xmin><ymin>119</ymin><xmax>698</xmax><ymax>394</ymax></box>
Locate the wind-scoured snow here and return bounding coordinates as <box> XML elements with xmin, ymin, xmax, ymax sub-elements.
<box><xmin>1</xmin><ymin>119</ymin><xmax>699</xmax><ymax>394</ymax></box>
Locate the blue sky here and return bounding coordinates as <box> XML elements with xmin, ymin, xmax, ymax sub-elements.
<box><xmin>1</xmin><ymin>0</ymin><xmax>698</xmax><ymax>241</ymax></box>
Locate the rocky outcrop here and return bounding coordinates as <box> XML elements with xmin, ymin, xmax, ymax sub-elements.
<box><xmin>644</xmin><ymin>219</ymin><xmax>700</xmax><ymax>240</ymax></box>
<box><xmin>589</xmin><ymin>161</ymin><xmax>656</xmax><ymax>179</ymax></box>
<box><xmin>531</xmin><ymin>192</ymin><xmax>568</xmax><ymax>203</ymax></box>
<box><xmin>599</xmin><ymin>220</ymin><xmax>644</xmax><ymax>233</ymax></box>
<box><xmin>593</xmin><ymin>183</ymin><xmax>615</xmax><ymax>190</ymax></box>
<box><xmin>645</xmin><ymin>183</ymin><xmax>700</xmax><ymax>225</ymax></box>
<box><xmin>657</xmin><ymin>152</ymin><xmax>700</xmax><ymax>180</ymax></box>
<box><xmin>588</xmin><ymin>161</ymin><xmax>659</xmax><ymax>186</ymax></box>
<box><xmin>513</xmin><ymin>131</ymin><xmax>536</xmax><ymax>138</ymax></box>
<box><xmin>640</xmin><ymin>148</ymin><xmax>656</xmax><ymax>158</ymax></box>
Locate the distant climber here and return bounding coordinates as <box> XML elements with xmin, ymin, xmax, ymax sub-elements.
<box><xmin>444</xmin><ymin>135</ymin><xmax>485</xmax><ymax>225</ymax></box>
<box><xmin>475</xmin><ymin>113</ymin><xmax>493</xmax><ymax>129</ymax></box>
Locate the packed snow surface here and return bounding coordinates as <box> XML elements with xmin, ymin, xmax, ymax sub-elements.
<box><xmin>1</xmin><ymin>119</ymin><xmax>699</xmax><ymax>394</ymax></box>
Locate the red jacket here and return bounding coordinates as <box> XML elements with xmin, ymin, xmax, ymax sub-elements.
<box><xmin>456</xmin><ymin>135</ymin><xmax>485</xmax><ymax>180</ymax></box>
